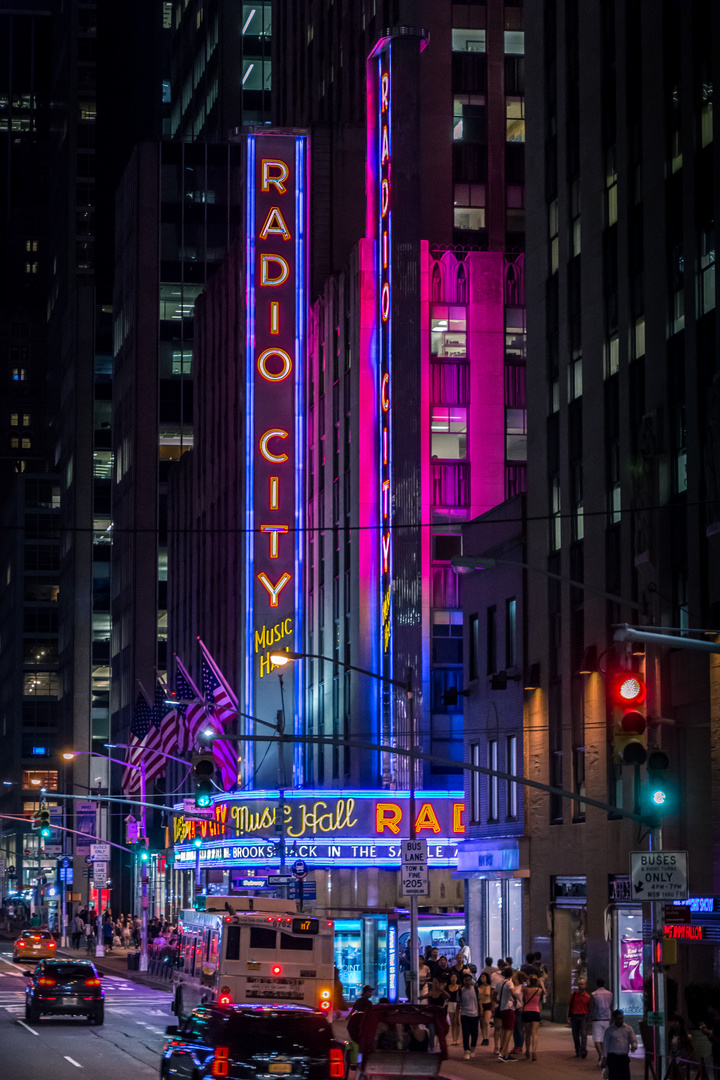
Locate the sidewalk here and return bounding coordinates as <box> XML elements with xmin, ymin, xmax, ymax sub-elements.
<box><xmin>52</xmin><ymin>940</ymin><xmax>173</xmax><ymax>994</ymax></box>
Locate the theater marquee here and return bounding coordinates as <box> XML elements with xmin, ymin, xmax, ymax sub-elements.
<box><xmin>244</xmin><ymin>133</ymin><xmax>308</xmax><ymax>785</ymax></box>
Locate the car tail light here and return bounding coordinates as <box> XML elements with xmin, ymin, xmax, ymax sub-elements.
<box><xmin>32</xmin><ymin>936</ymin><xmax>40</xmax><ymax>941</ymax></box>
<box><xmin>84</xmin><ymin>978</ymin><xmax>101</xmax><ymax>987</ymax></box>
<box><xmin>330</xmin><ymin>1048</ymin><xmax>344</xmax><ymax>1078</ymax></box>
<box><xmin>272</xmin><ymin>965</ymin><xmax>282</xmax><ymax>975</ymax></box>
<box><xmin>211</xmin><ymin>1047</ymin><xmax>229</xmax><ymax>1077</ymax></box>
<box><xmin>17</xmin><ymin>941</ymin><xmax>25</xmax><ymax>947</ymax></box>
<box><xmin>38</xmin><ymin>978</ymin><xmax>56</xmax><ymax>987</ymax></box>
<box><xmin>48</xmin><ymin>942</ymin><xmax>56</xmax><ymax>949</ymax></box>
<box><xmin>320</xmin><ymin>1000</ymin><xmax>332</xmax><ymax>1012</ymax></box>
<box><xmin>219</xmin><ymin>994</ymin><xmax>231</xmax><ymax>1005</ymax></box>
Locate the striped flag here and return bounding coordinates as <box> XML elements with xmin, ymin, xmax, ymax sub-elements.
<box><xmin>122</xmin><ymin>692</ymin><xmax>155</xmax><ymax>797</ymax></box>
<box><xmin>202</xmin><ymin>658</ymin><xmax>240</xmax><ymax>790</ymax></box>
<box><xmin>174</xmin><ymin>660</ymin><xmax>208</xmax><ymax>752</ymax></box>
<box><xmin>151</xmin><ymin>681</ymin><xmax>182</xmax><ymax>755</ymax></box>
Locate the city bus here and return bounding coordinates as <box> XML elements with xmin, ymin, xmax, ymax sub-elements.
<box><xmin>171</xmin><ymin>896</ymin><xmax>335</xmax><ymax>1022</ymax></box>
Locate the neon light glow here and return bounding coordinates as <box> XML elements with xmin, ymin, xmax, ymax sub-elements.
<box><xmin>246</xmin><ymin>133</ymin><xmax>307</xmax><ymax>786</ymax></box>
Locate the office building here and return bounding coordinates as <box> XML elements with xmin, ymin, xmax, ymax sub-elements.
<box><xmin>523</xmin><ymin>0</ymin><xmax>718</xmax><ymax>1019</ymax></box>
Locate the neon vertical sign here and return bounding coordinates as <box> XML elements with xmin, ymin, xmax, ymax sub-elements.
<box><xmin>245</xmin><ymin>134</ymin><xmax>307</xmax><ymax>785</ymax></box>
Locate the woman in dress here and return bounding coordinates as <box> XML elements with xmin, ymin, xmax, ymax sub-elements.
<box><xmin>522</xmin><ymin>974</ymin><xmax>543</xmax><ymax>1060</ymax></box>
<box><xmin>477</xmin><ymin>971</ymin><xmax>494</xmax><ymax>1046</ymax></box>
<box><xmin>446</xmin><ymin>971</ymin><xmax>462</xmax><ymax>1045</ymax></box>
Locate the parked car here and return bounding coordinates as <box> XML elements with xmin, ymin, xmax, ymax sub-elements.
<box><xmin>13</xmin><ymin>929</ymin><xmax>57</xmax><ymax>963</ymax></box>
<box><xmin>356</xmin><ymin>1004</ymin><xmax>449</xmax><ymax>1080</ymax></box>
<box><xmin>162</xmin><ymin>1003</ymin><xmax>348</xmax><ymax>1080</ymax></box>
<box><xmin>23</xmin><ymin>958</ymin><xmax>104</xmax><ymax>1024</ymax></box>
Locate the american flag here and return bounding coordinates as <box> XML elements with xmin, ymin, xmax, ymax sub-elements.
<box><xmin>122</xmin><ymin>693</ymin><xmax>157</xmax><ymax>797</ymax></box>
<box><xmin>174</xmin><ymin>662</ymin><xmax>207</xmax><ymax>752</ymax></box>
<box><xmin>151</xmin><ymin>681</ymin><xmax>182</xmax><ymax>756</ymax></box>
<box><xmin>202</xmin><ymin>658</ymin><xmax>240</xmax><ymax>790</ymax></box>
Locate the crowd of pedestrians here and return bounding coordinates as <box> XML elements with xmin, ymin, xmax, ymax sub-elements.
<box><xmin>66</xmin><ymin>909</ymin><xmax>180</xmax><ymax>953</ymax></box>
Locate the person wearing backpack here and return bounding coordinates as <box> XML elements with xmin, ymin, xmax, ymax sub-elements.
<box><xmin>493</xmin><ymin>967</ymin><xmax>519</xmax><ymax>1062</ymax></box>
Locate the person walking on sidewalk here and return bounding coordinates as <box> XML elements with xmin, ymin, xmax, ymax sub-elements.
<box><xmin>460</xmin><ymin>973</ymin><xmax>481</xmax><ymax>1059</ymax></box>
<box><xmin>591</xmin><ymin>978</ymin><xmax>614</xmax><ymax>1065</ymax></box>
<box><xmin>494</xmin><ymin>968</ymin><xmax>519</xmax><ymax>1062</ymax></box>
<box><xmin>477</xmin><ymin>971</ymin><xmax>493</xmax><ymax>1046</ymax></box>
<box><xmin>446</xmin><ymin>971</ymin><xmax>461</xmax><ymax>1046</ymax></box>
<box><xmin>522</xmin><ymin>974</ymin><xmax>543</xmax><ymax>1060</ymax></box>
<box><xmin>568</xmin><ymin>978</ymin><xmax>592</xmax><ymax>1058</ymax></box>
<box><xmin>601</xmin><ymin>1009</ymin><xmax>637</xmax><ymax>1080</ymax></box>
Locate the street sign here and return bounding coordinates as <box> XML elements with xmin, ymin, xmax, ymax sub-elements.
<box><xmin>647</xmin><ymin>1012</ymin><xmax>665</xmax><ymax>1027</ymax></box>
<box><xmin>126</xmin><ymin>815</ymin><xmax>139</xmax><ymax>844</ymax></box>
<box><xmin>83</xmin><ymin>869</ymin><xmax>92</xmax><ymax>878</ymax></box>
<box><xmin>182</xmin><ymin>799</ymin><xmax>214</xmax><ymax>818</ymax></box>
<box><xmin>266</xmin><ymin>874</ymin><xmax>293</xmax><ymax>885</ymax></box>
<box><xmin>289</xmin><ymin>879</ymin><xmax>316</xmax><ymax>902</ymax></box>
<box><xmin>292</xmin><ymin>859</ymin><xmax>308</xmax><ymax>879</ymax></box>
<box><xmin>59</xmin><ymin>856</ymin><xmax>71</xmax><ymax>869</ymax></box>
<box><xmin>630</xmin><ymin>851</ymin><xmax>689</xmax><ymax>901</ymax></box>
<box><xmin>85</xmin><ymin>855</ymin><xmax>93</xmax><ymax>866</ymax></box>
<box><xmin>401</xmin><ymin>838</ymin><xmax>429</xmax><ymax>896</ymax></box>
<box><xmin>237</xmin><ymin>878</ymin><xmax>269</xmax><ymax>889</ymax></box>
<box><xmin>91</xmin><ymin>843</ymin><xmax>111</xmax><ymax>862</ymax></box>
<box><xmin>93</xmin><ymin>862</ymin><xmax>108</xmax><ymax>887</ymax></box>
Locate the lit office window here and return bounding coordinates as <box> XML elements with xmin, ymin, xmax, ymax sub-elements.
<box><xmin>506</xmin><ymin>408</ymin><xmax>527</xmax><ymax>461</ymax></box>
<box><xmin>431</xmin><ymin>305</ymin><xmax>467</xmax><ymax>357</ymax></box>
<box><xmin>471</xmin><ymin>743</ymin><xmax>481</xmax><ymax>822</ymax></box>
<box><xmin>452</xmin><ymin>29</ymin><xmax>486</xmax><ymax>52</ymax></box>
<box><xmin>507</xmin><ymin>735</ymin><xmax>518</xmax><ymax>819</ymax></box>
<box><xmin>488</xmin><ymin>740</ymin><xmax>498</xmax><ymax>821</ymax></box>
<box><xmin>431</xmin><ymin>406</ymin><xmax>467</xmax><ymax>460</ymax></box>
<box><xmin>453</xmin><ymin>184</ymin><xmax>485</xmax><ymax>231</ymax></box>
<box><xmin>506</xmin><ymin>97</ymin><xmax>525</xmax><ymax>142</ymax></box>
<box><xmin>504</xmin><ymin>31</ymin><xmax>525</xmax><ymax>54</ymax></box>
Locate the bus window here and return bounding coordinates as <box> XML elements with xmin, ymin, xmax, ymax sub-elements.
<box><xmin>209</xmin><ymin>931</ymin><xmax>219</xmax><ymax>966</ymax></box>
<box><xmin>226</xmin><ymin>925</ymin><xmax>241</xmax><ymax>961</ymax></box>
<box><xmin>195</xmin><ymin>937</ymin><xmax>204</xmax><ymax>972</ymax></box>
<box><xmin>184</xmin><ymin>935</ymin><xmax>196</xmax><ymax>976</ymax></box>
<box><xmin>249</xmin><ymin>926</ymin><xmax>277</xmax><ymax>950</ymax></box>
<box><xmin>280</xmin><ymin>933</ymin><xmax>314</xmax><ymax>951</ymax></box>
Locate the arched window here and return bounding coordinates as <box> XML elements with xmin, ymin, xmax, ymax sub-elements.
<box><xmin>456</xmin><ymin>263</ymin><xmax>468</xmax><ymax>304</ymax></box>
<box><xmin>432</xmin><ymin>263</ymin><xmax>443</xmax><ymax>301</ymax></box>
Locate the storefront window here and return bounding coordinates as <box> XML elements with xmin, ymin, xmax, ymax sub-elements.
<box><xmin>507</xmin><ymin>880</ymin><xmax>523</xmax><ymax>967</ymax></box>
<box><xmin>335</xmin><ymin>921</ymin><xmax>362</xmax><ymax>1004</ymax></box>
<box><xmin>487</xmin><ymin>879</ymin><xmax>503</xmax><ymax>963</ymax></box>
<box><xmin>616</xmin><ymin>907</ymin><xmax>643</xmax><ymax>1016</ymax></box>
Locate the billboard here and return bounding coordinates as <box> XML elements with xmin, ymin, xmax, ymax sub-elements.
<box><xmin>244</xmin><ymin>133</ymin><xmax>308</xmax><ymax>786</ymax></box>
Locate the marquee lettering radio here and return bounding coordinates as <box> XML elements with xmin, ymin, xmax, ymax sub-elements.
<box><xmin>244</xmin><ymin>133</ymin><xmax>308</xmax><ymax>783</ymax></box>
<box><xmin>173</xmin><ymin>790</ymin><xmax>465</xmax><ymax>868</ymax></box>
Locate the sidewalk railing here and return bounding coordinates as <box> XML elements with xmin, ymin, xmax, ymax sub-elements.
<box><xmin>128</xmin><ymin>942</ymin><xmax>180</xmax><ymax>979</ymax></box>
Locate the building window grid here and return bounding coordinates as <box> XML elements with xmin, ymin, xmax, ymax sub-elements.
<box><xmin>488</xmin><ymin>740</ymin><xmax>498</xmax><ymax>822</ymax></box>
<box><xmin>507</xmin><ymin>734</ymin><xmax>518</xmax><ymax>820</ymax></box>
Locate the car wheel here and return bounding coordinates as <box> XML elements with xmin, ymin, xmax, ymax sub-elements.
<box><xmin>92</xmin><ymin>1005</ymin><xmax>104</xmax><ymax>1026</ymax></box>
<box><xmin>28</xmin><ymin>1004</ymin><xmax>40</xmax><ymax>1024</ymax></box>
<box><xmin>173</xmin><ymin>987</ymin><xmax>183</xmax><ymax>1019</ymax></box>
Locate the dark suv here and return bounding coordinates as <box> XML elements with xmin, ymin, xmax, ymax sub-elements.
<box><xmin>162</xmin><ymin>1004</ymin><xmax>347</xmax><ymax>1080</ymax></box>
<box><xmin>24</xmin><ymin>959</ymin><xmax>104</xmax><ymax>1024</ymax></box>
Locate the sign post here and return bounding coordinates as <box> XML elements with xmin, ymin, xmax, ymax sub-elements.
<box><xmin>292</xmin><ymin>858</ymin><xmax>307</xmax><ymax>912</ymax></box>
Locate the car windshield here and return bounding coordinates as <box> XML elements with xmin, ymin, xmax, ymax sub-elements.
<box><xmin>189</xmin><ymin>1012</ymin><xmax>331</xmax><ymax>1058</ymax></box>
<box><xmin>46</xmin><ymin>964</ymin><xmax>96</xmax><ymax>978</ymax></box>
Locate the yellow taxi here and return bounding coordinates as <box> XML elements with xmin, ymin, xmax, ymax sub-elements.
<box><xmin>13</xmin><ymin>929</ymin><xmax>57</xmax><ymax>963</ymax></box>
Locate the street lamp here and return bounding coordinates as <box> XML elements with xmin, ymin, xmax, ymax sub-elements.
<box><xmin>269</xmin><ymin>648</ymin><xmax>421</xmax><ymax>1004</ymax></box>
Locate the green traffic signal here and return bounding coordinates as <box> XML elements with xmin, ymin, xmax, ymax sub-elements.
<box><xmin>646</xmin><ymin>748</ymin><xmax>671</xmax><ymax>816</ymax></box>
<box><xmin>193</xmin><ymin>837</ymin><xmax>202</xmax><ymax>849</ymax></box>
<box><xmin>195</xmin><ymin>784</ymin><xmax>212</xmax><ymax>808</ymax></box>
<box><xmin>140</xmin><ymin>850</ymin><xmax>150</xmax><ymax>861</ymax></box>
<box><xmin>38</xmin><ymin>807</ymin><xmax>51</xmax><ymax>839</ymax></box>
<box><xmin>40</xmin><ymin>826</ymin><xmax>51</xmax><ymax>838</ymax></box>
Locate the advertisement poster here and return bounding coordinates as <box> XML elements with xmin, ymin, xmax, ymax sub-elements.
<box><xmin>620</xmin><ymin>937</ymin><xmax>643</xmax><ymax>992</ymax></box>
<box><xmin>75</xmin><ymin>802</ymin><xmax>96</xmax><ymax>854</ymax></box>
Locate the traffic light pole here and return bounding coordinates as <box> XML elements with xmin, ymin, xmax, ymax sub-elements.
<box><xmin>650</xmin><ymin>825</ymin><xmax>666</xmax><ymax>1078</ymax></box>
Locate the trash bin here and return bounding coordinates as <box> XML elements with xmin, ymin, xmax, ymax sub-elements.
<box><xmin>127</xmin><ymin>951</ymin><xmax>139</xmax><ymax>970</ymax></box>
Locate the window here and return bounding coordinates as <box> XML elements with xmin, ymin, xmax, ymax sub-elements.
<box><xmin>701</xmin><ymin>81</ymin><xmax>713</xmax><ymax>147</ymax></box>
<box><xmin>249</xmin><ymin>926</ymin><xmax>277</xmax><ymax>950</ymax></box>
<box><xmin>431</xmin><ymin>305</ymin><xmax>467</xmax><ymax>356</ymax></box>
<box><xmin>604</xmin><ymin>334</ymin><xmax>619</xmax><ymax>377</ymax></box>
<box><xmin>432</xmin><ymin>611</ymin><xmax>463</xmax><ymax>664</ymax></box>
<box><xmin>632</xmin><ymin>317</ymin><xmax>646</xmax><ymax>360</ymax></box>
<box><xmin>548</xmin><ymin>199</ymin><xmax>559</xmax><ymax>274</ymax></box>
<box><xmin>453</xmin><ymin>184</ymin><xmax>485</xmax><ymax>231</ymax></box>
<box><xmin>568</xmin><ymin>358</ymin><xmax>582</xmax><ymax>400</ymax></box>
<box><xmin>453</xmin><ymin>95</ymin><xmax>486</xmax><ymax>142</ymax></box>
<box><xmin>504</xmin><ymin>31</ymin><xmax>525</xmax><ymax>54</ymax></box>
<box><xmin>699</xmin><ymin>223</ymin><xmax>715</xmax><ymax>316</ymax></box>
<box><xmin>507</xmin><ymin>735</ymin><xmax>518</xmax><ymax>819</ymax></box>
<box><xmin>674</xmin><ymin>404</ymin><xmax>687</xmax><ymax>493</ymax></box>
<box><xmin>605</xmin><ymin>148</ymin><xmax>618</xmax><ymax>227</ymax></box>
<box><xmin>432</xmin><ymin>463</ymin><xmax>470</xmax><ymax>507</ymax></box>
<box><xmin>570</xmin><ymin>178</ymin><xmax>581</xmax><ymax>257</ymax></box>
<box><xmin>431</xmin><ymin>406</ymin><xmax>467</xmax><ymax>459</ymax></box>
<box><xmin>488</xmin><ymin>740</ymin><xmax>498</xmax><ymax>821</ymax></box>
<box><xmin>12</xmin><ymin>368</ymin><xmax>27</xmax><ymax>382</ymax></box>
<box><xmin>280</xmin><ymin>933</ymin><xmax>313</xmax><ymax>951</ymax></box>
<box><xmin>469</xmin><ymin>613</ymin><xmax>479</xmax><ymax>680</ymax></box>
<box><xmin>452</xmin><ymin>29</ymin><xmax>486</xmax><ymax>52</ymax></box>
<box><xmin>22</xmin><ymin>770</ymin><xmax>58</xmax><ymax>790</ymax></box>
<box><xmin>506</xmin><ymin>408</ymin><xmax>527</xmax><ymax>461</ymax></box>
<box><xmin>471</xmin><ymin>743</ymin><xmax>481</xmax><ymax>822</ymax></box>
<box><xmin>505</xmin><ymin>307</ymin><xmax>526</xmax><ymax>360</ymax></box>
<box><xmin>486</xmin><ymin>605</ymin><xmax>497</xmax><ymax>675</ymax></box>
<box><xmin>550</xmin><ymin>476</ymin><xmax>561</xmax><ymax>550</ymax></box>
<box><xmin>431</xmin><ymin>362</ymin><xmax>469</xmax><ymax>405</ymax></box>
<box><xmin>505</xmin><ymin>599</ymin><xmax>517</xmax><ymax>669</ymax></box>
<box><xmin>506</xmin><ymin>97</ymin><xmax>525</xmax><ymax>142</ymax></box>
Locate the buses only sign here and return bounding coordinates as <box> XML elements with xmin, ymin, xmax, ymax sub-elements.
<box><xmin>630</xmin><ymin>851</ymin><xmax>689</xmax><ymax>901</ymax></box>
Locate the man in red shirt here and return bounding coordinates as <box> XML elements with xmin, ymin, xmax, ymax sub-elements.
<box><xmin>568</xmin><ymin>978</ymin><xmax>592</xmax><ymax>1058</ymax></box>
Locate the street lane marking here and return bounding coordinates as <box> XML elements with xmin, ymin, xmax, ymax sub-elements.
<box><xmin>16</xmin><ymin>1019</ymin><xmax>38</xmax><ymax>1036</ymax></box>
<box><xmin>64</xmin><ymin>1057</ymin><xmax>83</xmax><ymax>1068</ymax></box>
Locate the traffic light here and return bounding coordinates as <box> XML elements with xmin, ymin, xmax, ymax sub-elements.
<box><xmin>138</xmin><ymin>837</ymin><xmax>150</xmax><ymax>863</ymax></box>
<box><xmin>609</xmin><ymin>671</ymin><xmax>647</xmax><ymax>765</ymax></box>
<box><xmin>39</xmin><ymin>806</ymin><xmax>52</xmax><ymax>839</ymax></box>
<box><xmin>31</xmin><ymin>812</ymin><xmax>41</xmax><ymax>832</ymax></box>
<box><xmin>646</xmin><ymin>748</ymin><xmax>671</xmax><ymax>815</ymax></box>
<box><xmin>192</xmin><ymin>751</ymin><xmax>215</xmax><ymax>807</ymax></box>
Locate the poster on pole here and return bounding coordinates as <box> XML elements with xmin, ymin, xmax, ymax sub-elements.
<box><xmin>75</xmin><ymin>802</ymin><xmax>96</xmax><ymax>854</ymax></box>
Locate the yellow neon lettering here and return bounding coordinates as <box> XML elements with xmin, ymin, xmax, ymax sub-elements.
<box><xmin>270</xmin><ymin>300</ymin><xmax>280</xmax><ymax>334</ymax></box>
<box><xmin>254</xmin><ymin>626</ymin><xmax>268</xmax><ymax>652</ymax></box>
<box><xmin>286</xmin><ymin>799</ymin><xmax>357</xmax><ymax>838</ymax></box>
<box><xmin>381</xmin><ymin>373</ymin><xmax>389</xmax><ymax>411</ymax></box>
<box><xmin>381</xmin><ymin>179</ymin><xmax>389</xmax><ymax>217</ymax></box>
<box><xmin>415</xmin><ymin>803</ymin><xmax>442</xmax><ymax>834</ymax></box>
<box><xmin>376</xmin><ymin>802</ymin><xmax>402</xmax><ymax>835</ymax></box>
<box><xmin>381</xmin><ymin>125</ymin><xmax>389</xmax><ymax>164</ymax></box>
<box><xmin>259</xmin><ymin>429</ymin><xmax>289</xmax><ymax>463</ymax></box>
<box><xmin>260</xmin><ymin>523</ymin><xmax>289</xmax><ymax>558</ymax></box>
<box><xmin>381</xmin><ymin>282</ymin><xmax>390</xmax><ymax>322</ymax></box>
<box><xmin>270</xmin><ymin>476</ymin><xmax>279</xmax><ymax>508</ymax></box>
<box><xmin>261</xmin><ymin>158</ymin><xmax>289</xmax><ymax>193</ymax></box>
<box><xmin>258</xmin><ymin>347</ymin><xmax>292</xmax><ymax>382</ymax></box>
<box><xmin>257</xmin><ymin>571</ymin><xmax>291</xmax><ymax>607</ymax></box>
<box><xmin>259</xmin><ymin>205</ymin><xmax>292</xmax><ymax>241</ymax></box>
<box><xmin>381</xmin><ymin>72</ymin><xmax>389</xmax><ymax>113</ymax></box>
<box><xmin>453</xmin><ymin>802</ymin><xmax>466</xmax><ymax>834</ymax></box>
<box><xmin>260</xmin><ymin>254</ymin><xmax>289</xmax><ymax>286</ymax></box>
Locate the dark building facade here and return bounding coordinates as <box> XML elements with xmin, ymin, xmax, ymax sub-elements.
<box><xmin>524</xmin><ymin>0</ymin><xmax>719</xmax><ymax>1020</ymax></box>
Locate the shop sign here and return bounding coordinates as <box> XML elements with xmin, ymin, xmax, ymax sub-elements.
<box><xmin>387</xmin><ymin>923</ymin><xmax>398</xmax><ymax>1002</ymax></box>
<box><xmin>663</xmin><ymin>924</ymin><xmax>704</xmax><ymax>941</ymax></box>
<box><xmin>173</xmin><ymin>792</ymin><xmax>466</xmax><ymax>845</ymax></box>
<box><xmin>629</xmin><ymin>851</ymin><xmax>689</xmax><ymax>901</ymax></box>
<box><xmin>672</xmin><ymin>896</ymin><xmax>717</xmax><ymax>914</ymax></box>
<box><xmin>173</xmin><ymin>839</ymin><xmax>460</xmax><ymax>869</ymax></box>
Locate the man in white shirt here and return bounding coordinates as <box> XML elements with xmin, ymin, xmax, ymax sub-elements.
<box><xmin>591</xmin><ymin>978</ymin><xmax>614</xmax><ymax>1065</ymax></box>
<box><xmin>602</xmin><ymin>1010</ymin><xmax>638</xmax><ymax>1080</ymax></box>
<box><xmin>459</xmin><ymin>937</ymin><xmax>472</xmax><ymax>965</ymax></box>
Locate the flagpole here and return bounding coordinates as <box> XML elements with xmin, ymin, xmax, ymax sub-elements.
<box><xmin>197</xmin><ymin>638</ymin><xmax>238</xmax><ymax>707</ymax></box>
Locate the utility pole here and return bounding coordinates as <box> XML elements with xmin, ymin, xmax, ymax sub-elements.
<box><xmin>407</xmin><ymin>666</ymin><xmax>419</xmax><ymax>1005</ymax></box>
<box><xmin>139</xmin><ymin>759</ymin><xmax>149</xmax><ymax>972</ymax></box>
<box><xmin>94</xmin><ymin>778</ymin><xmax>104</xmax><ymax>957</ymax></box>
<box><xmin>649</xmin><ymin>823</ymin><xmax>666</xmax><ymax>1080</ymax></box>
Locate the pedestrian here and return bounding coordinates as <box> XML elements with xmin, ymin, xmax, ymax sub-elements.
<box><xmin>426</xmin><ymin>947</ymin><xmax>441</xmax><ymax>980</ymax></box>
<box><xmin>568</xmin><ymin>977</ymin><xmax>592</xmax><ymax>1058</ymax></box>
<box><xmin>459</xmin><ymin>972</ymin><xmax>480</xmax><ymax>1059</ymax></box>
<box><xmin>121</xmin><ymin>919</ymin><xmax>131</xmax><ymax>948</ymax></box>
<box><xmin>446</xmin><ymin>971</ymin><xmax>461</xmax><ymax>1045</ymax></box>
<box><xmin>70</xmin><ymin>913</ymin><xmax>84</xmax><ymax>950</ymax></box>
<box><xmin>668</xmin><ymin>1014</ymin><xmax>694</xmax><ymax>1060</ymax></box>
<box><xmin>451</xmin><ymin>952</ymin><xmax>470</xmax><ymax>981</ymax></box>
<box><xmin>437</xmin><ymin>955</ymin><xmax>450</xmax><ymax>981</ymax></box>
<box><xmin>521</xmin><ymin>952</ymin><xmax>542</xmax><ymax>979</ymax></box>
<box><xmin>522</xmin><ymin>974</ymin><xmax>543</xmax><ymax>1060</ymax></box>
<box><xmin>512</xmin><ymin>971</ymin><xmax>526</xmax><ymax>1057</ymax></box>
<box><xmin>459</xmin><ymin>937</ymin><xmax>472</xmax><ymax>966</ymax></box>
<box><xmin>418</xmin><ymin>956</ymin><xmax>431</xmax><ymax>1000</ymax></box>
<box><xmin>601</xmin><ymin>1009</ymin><xmax>637</xmax><ymax>1080</ymax></box>
<box><xmin>481</xmin><ymin>957</ymin><xmax>498</xmax><ymax>979</ymax></box>
<box><xmin>491</xmin><ymin>967</ymin><xmax>506</xmax><ymax>1055</ymax></box>
<box><xmin>699</xmin><ymin>1006</ymin><xmax>720</xmax><ymax>1071</ymax></box>
<box><xmin>493</xmin><ymin>967</ymin><xmax>518</xmax><ymax>1062</ymax></box>
<box><xmin>591</xmin><ymin>978</ymin><xmax>614</xmax><ymax>1065</ymax></box>
<box><xmin>477</xmin><ymin>971</ymin><xmax>493</xmax><ymax>1046</ymax></box>
<box><xmin>347</xmin><ymin>986</ymin><xmax>374</xmax><ymax>1066</ymax></box>
<box><xmin>102</xmin><ymin>915</ymin><xmax>114</xmax><ymax>952</ymax></box>
<box><xmin>84</xmin><ymin>919</ymin><xmax>95</xmax><ymax>954</ymax></box>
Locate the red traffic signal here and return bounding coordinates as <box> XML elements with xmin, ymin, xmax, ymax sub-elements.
<box><xmin>609</xmin><ymin>672</ymin><xmax>647</xmax><ymax>765</ymax></box>
<box><xmin>611</xmin><ymin>674</ymin><xmax>647</xmax><ymax>706</ymax></box>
